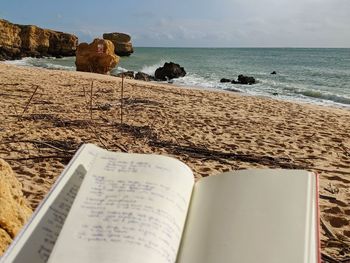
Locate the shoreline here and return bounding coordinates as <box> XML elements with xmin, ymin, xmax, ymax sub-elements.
<box><xmin>4</xmin><ymin>57</ymin><xmax>350</xmax><ymax>110</ymax></box>
<box><xmin>0</xmin><ymin>63</ymin><xmax>349</xmax><ymax>260</ymax></box>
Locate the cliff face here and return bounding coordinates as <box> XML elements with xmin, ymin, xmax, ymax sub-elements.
<box><xmin>0</xmin><ymin>159</ymin><xmax>32</xmax><ymax>255</ymax></box>
<box><xmin>0</xmin><ymin>19</ymin><xmax>78</xmax><ymax>60</ymax></box>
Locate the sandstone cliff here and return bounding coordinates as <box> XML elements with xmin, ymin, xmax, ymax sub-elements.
<box><xmin>103</xmin><ymin>32</ymin><xmax>134</xmax><ymax>56</ymax></box>
<box><xmin>0</xmin><ymin>19</ymin><xmax>78</xmax><ymax>60</ymax></box>
<box><xmin>0</xmin><ymin>159</ymin><xmax>32</xmax><ymax>255</ymax></box>
<box><xmin>75</xmin><ymin>38</ymin><xmax>119</xmax><ymax>74</ymax></box>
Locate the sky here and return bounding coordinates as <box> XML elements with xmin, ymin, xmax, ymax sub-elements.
<box><xmin>1</xmin><ymin>0</ymin><xmax>349</xmax><ymax>48</ymax></box>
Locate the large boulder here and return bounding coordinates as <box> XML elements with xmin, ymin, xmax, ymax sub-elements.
<box><xmin>0</xmin><ymin>19</ymin><xmax>78</xmax><ymax>60</ymax></box>
<box><xmin>154</xmin><ymin>62</ymin><xmax>186</xmax><ymax>81</ymax></box>
<box><xmin>103</xmin><ymin>32</ymin><xmax>134</xmax><ymax>57</ymax></box>
<box><xmin>75</xmin><ymin>38</ymin><xmax>119</xmax><ymax>74</ymax></box>
<box><xmin>0</xmin><ymin>159</ymin><xmax>32</xmax><ymax>255</ymax></box>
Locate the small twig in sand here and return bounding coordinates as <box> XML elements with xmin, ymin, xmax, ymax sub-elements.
<box><xmin>15</xmin><ymin>140</ymin><xmax>76</xmax><ymax>153</ymax></box>
<box><xmin>321</xmin><ymin>252</ymin><xmax>342</xmax><ymax>263</ymax></box>
<box><xmin>83</xmin><ymin>86</ymin><xmax>86</xmax><ymax>101</ymax></box>
<box><xmin>3</xmin><ymin>155</ymin><xmax>71</xmax><ymax>161</ymax></box>
<box><xmin>320</xmin><ymin>217</ymin><xmax>338</xmax><ymax>240</ymax></box>
<box><xmin>87</xmin><ymin>123</ymin><xmax>108</xmax><ymax>150</ymax></box>
<box><xmin>20</xmin><ymin>85</ymin><xmax>39</xmax><ymax>119</ymax></box>
<box><xmin>90</xmin><ymin>81</ymin><xmax>93</xmax><ymax>121</ymax></box>
<box><xmin>11</xmin><ymin>103</ymin><xmax>19</xmax><ymax>116</ymax></box>
<box><xmin>120</xmin><ymin>73</ymin><xmax>124</xmax><ymax>125</ymax></box>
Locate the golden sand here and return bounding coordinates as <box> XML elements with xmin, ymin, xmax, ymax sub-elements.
<box><xmin>0</xmin><ymin>63</ymin><xmax>349</xmax><ymax>260</ymax></box>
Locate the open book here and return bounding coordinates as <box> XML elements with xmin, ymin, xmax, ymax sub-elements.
<box><xmin>1</xmin><ymin>144</ymin><xmax>320</xmax><ymax>263</ymax></box>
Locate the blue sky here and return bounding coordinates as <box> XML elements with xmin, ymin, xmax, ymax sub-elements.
<box><xmin>1</xmin><ymin>0</ymin><xmax>349</xmax><ymax>47</ymax></box>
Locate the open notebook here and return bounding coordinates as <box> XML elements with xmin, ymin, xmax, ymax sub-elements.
<box><xmin>1</xmin><ymin>144</ymin><xmax>320</xmax><ymax>263</ymax></box>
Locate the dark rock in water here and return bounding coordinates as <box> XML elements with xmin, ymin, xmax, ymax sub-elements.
<box><xmin>116</xmin><ymin>71</ymin><xmax>135</xmax><ymax>79</ymax></box>
<box><xmin>135</xmin><ymin>72</ymin><xmax>154</xmax><ymax>81</ymax></box>
<box><xmin>55</xmin><ymin>55</ymin><xmax>63</xmax><ymax>59</ymax></box>
<box><xmin>155</xmin><ymin>62</ymin><xmax>186</xmax><ymax>81</ymax></box>
<box><xmin>231</xmin><ymin>79</ymin><xmax>239</xmax><ymax>84</ymax></box>
<box><xmin>237</xmin><ymin>74</ymin><xmax>256</xmax><ymax>85</ymax></box>
<box><xmin>220</xmin><ymin>78</ymin><xmax>231</xmax><ymax>83</ymax></box>
<box><xmin>271</xmin><ymin>71</ymin><xmax>277</xmax><ymax>75</ymax></box>
<box><xmin>272</xmin><ymin>92</ymin><xmax>279</xmax><ymax>96</ymax></box>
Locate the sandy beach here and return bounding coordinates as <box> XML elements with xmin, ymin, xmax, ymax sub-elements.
<box><xmin>0</xmin><ymin>63</ymin><xmax>349</xmax><ymax>260</ymax></box>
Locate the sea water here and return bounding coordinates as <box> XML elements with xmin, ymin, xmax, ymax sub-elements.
<box><xmin>5</xmin><ymin>48</ymin><xmax>350</xmax><ymax>108</ymax></box>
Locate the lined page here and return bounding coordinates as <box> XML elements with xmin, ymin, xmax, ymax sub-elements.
<box><xmin>48</xmin><ymin>152</ymin><xmax>194</xmax><ymax>263</ymax></box>
<box><xmin>177</xmin><ymin>169</ymin><xmax>317</xmax><ymax>263</ymax></box>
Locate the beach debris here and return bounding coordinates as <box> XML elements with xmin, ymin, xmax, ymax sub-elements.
<box><xmin>0</xmin><ymin>18</ymin><xmax>77</xmax><ymax>60</ymax></box>
<box><xmin>155</xmin><ymin>62</ymin><xmax>186</xmax><ymax>81</ymax></box>
<box><xmin>0</xmin><ymin>159</ymin><xmax>32</xmax><ymax>254</ymax></box>
<box><xmin>75</xmin><ymin>38</ymin><xmax>119</xmax><ymax>74</ymax></box>
<box><xmin>271</xmin><ymin>71</ymin><xmax>277</xmax><ymax>74</ymax></box>
<box><xmin>103</xmin><ymin>32</ymin><xmax>134</xmax><ymax>56</ymax></box>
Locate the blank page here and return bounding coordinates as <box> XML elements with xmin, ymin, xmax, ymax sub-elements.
<box><xmin>177</xmin><ymin>169</ymin><xmax>317</xmax><ymax>263</ymax></box>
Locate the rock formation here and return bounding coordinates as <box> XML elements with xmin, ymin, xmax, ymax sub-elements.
<box><xmin>220</xmin><ymin>75</ymin><xmax>256</xmax><ymax>85</ymax></box>
<box><xmin>0</xmin><ymin>19</ymin><xmax>78</xmax><ymax>60</ymax></box>
<box><xmin>103</xmin><ymin>32</ymin><xmax>134</xmax><ymax>56</ymax></box>
<box><xmin>116</xmin><ymin>71</ymin><xmax>135</xmax><ymax>79</ymax></box>
<box><xmin>154</xmin><ymin>62</ymin><xmax>186</xmax><ymax>81</ymax></box>
<box><xmin>220</xmin><ymin>78</ymin><xmax>231</xmax><ymax>83</ymax></box>
<box><xmin>115</xmin><ymin>71</ymin><xmax>154</xmax><ymax>81</ymax></box>
<box><xmin>235</xmin><ymin>74</ymin><xmax>256</xmax><ymax>85</ymax></box>
<box><xmin>75</xmin><ymin>38</ymin><xmax>119</xmax><ymax>74</ymax></box>
<box><xmin>0</xmin><ymin>159</ymin><xmax>32</xmax><ymax>255</ymax></box>
<box><xmin>135</xmin><ymin>72</ymin><xmax>154</xmax><ymax>81</ymax></box>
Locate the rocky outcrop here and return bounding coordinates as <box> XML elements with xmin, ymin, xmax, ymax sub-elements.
<box><xmin>116</xmin><ymin>71</ymin><xmax>135</xmax><ymax>79</ymax></box>
<box><xmin>220</xmin><ymin>75</ymin><xmax>256</xmax><ymax>85</ymax></box>
<box><xmin>155</xmin><ymin>62</ymin><xmax>186</xmax><ymax>81</ymax></box>
<box><xmin>115</xmin><ymin>71</ymin><xmax>154</xmax><ymax>81</ymax></box>
<box><xmin>75</xmin><ymin>38</ymin><xmax>119</xmax><ymax>74</ymax></box>
<box><xmin>220</xmin><ymin>78</ymin><xmax>231</xmax><ymax>83</ymax></box>
<box><xmin>0</xmin><ymin>159</ymin><xmax>32</xmax><ymax>255</ymax></box>
<box><xmin>135</xmin><ymin>72</ymin><xmax>154</xmax><ymax>81</ymax></box>
<box><xmin>103</xmin><ymin>32</ymin><xmax>134</xmax><ymax>57</ymax></box>
<box><xmin>0</xmin><ymin>19</ymin><xmax>78</xmax><ymax>60</ymax></box>
<box><xmin>234</xmin><ymin>74</ymin><xmax>256</xmax><ymax>85</ymax></box>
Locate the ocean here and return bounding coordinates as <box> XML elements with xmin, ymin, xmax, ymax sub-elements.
<box><xmin>5</xmin><ymin>48</ymin><xmax>350</xmax><ymax>108</ymax></box>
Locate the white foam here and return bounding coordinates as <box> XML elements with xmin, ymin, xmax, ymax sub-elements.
<box><xmin>140</xmin><ymin>61</ymin><xmax>167</xmax><ymax>76</ymax></box>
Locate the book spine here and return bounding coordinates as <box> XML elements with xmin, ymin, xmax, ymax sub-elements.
<box><xmin>315</xmin><ymin>172</ymin><xmax>321</xmax><ymax>263</ymax></box>
<box><xmin>0</xmin><ymin>144</ymin><xmax>87</xmax><ymax>261</ymax></box>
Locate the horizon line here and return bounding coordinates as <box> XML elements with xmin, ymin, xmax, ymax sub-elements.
<box><xmin>133</xmin><ymin>46</ymin><xmax>350</xmax><ymax>49</ymax></box>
